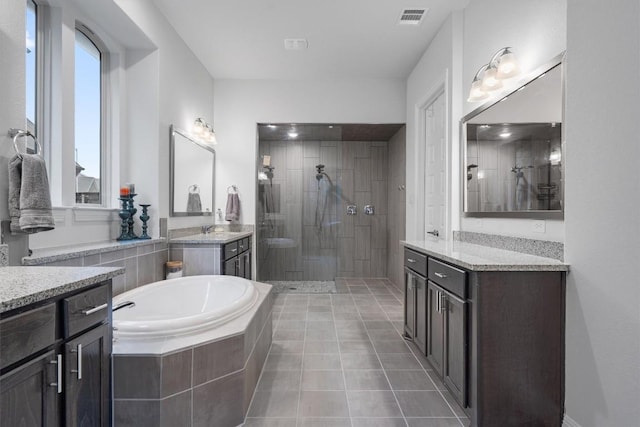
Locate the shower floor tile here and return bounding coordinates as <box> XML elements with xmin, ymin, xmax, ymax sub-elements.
<box><xmin>244</xmin><ymin>278</ymin><xmax>467</xmax><ymax>426</ymax></box>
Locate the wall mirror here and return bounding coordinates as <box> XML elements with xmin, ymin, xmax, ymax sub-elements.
<box><xmin>462</xmin><ymin>55</ymin><xmax>564</xmax><ymax>218</ymax></box>
<box><xmin>170</xmin><ymin>125</ymin><xmax>215</xmax><ymax>216</ymax></box>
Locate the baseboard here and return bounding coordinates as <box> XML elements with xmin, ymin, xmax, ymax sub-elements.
<box><xmin>563</xmin><ymin>414</ymin><xmax>582</xmax><ymax>427</ymax></box>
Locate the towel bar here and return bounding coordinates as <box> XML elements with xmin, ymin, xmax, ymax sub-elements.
<box><xmin>8</xmin><ymin>128</ymin><xmax>42</xmax><ymax>159</ymax></box>
<box><xmin>227</xmin><ymin>185</ymin><xmax>238</xmax><ymax>194</ymax></box>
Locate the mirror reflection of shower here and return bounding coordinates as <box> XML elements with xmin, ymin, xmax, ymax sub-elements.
<box><xmin>512</xmin><ymin>164</ymin><xmax>534</xmax><ymax>211</ymax></box>
<box><xmin>314</xmin><ymin>164</ymin><xmax>334</xmax><ymax>234</ymax></box>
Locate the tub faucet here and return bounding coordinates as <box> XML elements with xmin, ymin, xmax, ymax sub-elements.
<box><xmin>113</xmin><ymin>301</ymin><xmax>136</xmax><ymax>312</ymax></box>
<box><xmin>201</xmin><ymin>224</ymin><xmax>215</xmax><ymax>234</ymax></box>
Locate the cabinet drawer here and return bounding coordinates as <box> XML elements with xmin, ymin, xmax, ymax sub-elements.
<box><xmin>238</xmin><ymin>238</ymin><xmax>250</xmax><ymax>253</ymax></box>
<box><xmin>63</xmin><ymin>284</ymin><xmax>109</xmax><ymax>338</ymax></box>
<box><xmin>0</xmin><ymin>303</ymin><xmax>57</xmax><ymax>370</ymax></box>
<box><xmin>224</xmin><ymin>241</ymin><xmax>239</xmax><ymax>260</ymax></box>
<box><xmin>428</xmin><ymin>258</ymin><xmax>467</xmax><ymax>299</ymax></box>
<box><xmin>404</xmin><ymin>248</ymin><xmax>427</xmax><ymax>277</ymax></box>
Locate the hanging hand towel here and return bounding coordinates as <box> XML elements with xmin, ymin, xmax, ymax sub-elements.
<box><xmin>8</xmin><ymin>154</ymin><xmax>55</xmax><ymax>233</ymax></box>
<box><xmin>187</xmin><ymin>193</ymin><xmax>202</xmax><ymax>212</ymax></box>
<box><xmin>225</xmin><ymin>193</ymin><xmax>240</xmax><ymax>221</ymax></box>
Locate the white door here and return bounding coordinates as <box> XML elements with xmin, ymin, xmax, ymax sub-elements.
<box><xmin>424</xmin><ymin>90</ymin><xmax>447</xmax><ymax>238</ymax></box>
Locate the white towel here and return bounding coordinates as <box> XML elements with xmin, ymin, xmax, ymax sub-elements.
<box><xmin>8</xmin><ymin>154</ymin><xmax>55</xmax><ymax>233</ymax></box>
<box><xmin>225</xmin><ymin>193</ymin><xmax>240</xmax><ymax>221</ymax></box>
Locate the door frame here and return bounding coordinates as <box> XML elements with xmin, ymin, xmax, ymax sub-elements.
<box><xmin>413</xmin><ymin>71</ymin><xmax>451</xmax><ymax>240</ymax></box>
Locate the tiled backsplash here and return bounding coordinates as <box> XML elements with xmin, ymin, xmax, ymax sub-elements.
<box><xmin>26</xmin><ymin>241</ymin><xmax>168</xmax><ymax>295</ymax></box>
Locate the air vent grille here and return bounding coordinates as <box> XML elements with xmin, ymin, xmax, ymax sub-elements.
<box><xmin>399</xmin><ymin>8</ymin><xmax>428</xmax><ymax>25</ymax></box>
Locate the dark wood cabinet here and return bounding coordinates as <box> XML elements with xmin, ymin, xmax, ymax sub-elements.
<box><xmin>0</xmin><ymin>282</ymin><xmax>112</xmax><ymax>427</ymax></box>
<box><xmin>223</xmin><ymin>237</ymin><xmax>252</xmax><ymax>279</ymax></box>
<box><xmin>0</xmin><ymin>350</ymin><xmax>60</xmax><ymax>427</ymax></box>
<box><xmin>442</xmin><ymin>287</ymin><xmax>467</xmax><ymax>406</ymax></box>
<box><xmin>403</xmin><ymin>268</ymin><xmax>416</xmax><ymax>339</ymax></box>
<box><xmin>414</xmin><ymin>275</ymin><xmax>427</xmax><ymax>354</ymax></box>
<box><xmin>426</xmin><ymin>281</ymin><xmax>445</xmax><ymax>376</ymax></box>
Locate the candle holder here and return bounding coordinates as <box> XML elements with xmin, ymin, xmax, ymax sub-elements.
<box><xmin>127</xmin><ymin>194</ymin><xmax>138</xmax><ymax>239</ymax></box>
<box><xmin>139</xmin><ymin>204</ymin><xmax>151</xmax><ymax>239</ymax></box>
<box><xmin>117</xmin><ymin>197</ymin><xmax>132</xmax><ymax>241</ymax></box>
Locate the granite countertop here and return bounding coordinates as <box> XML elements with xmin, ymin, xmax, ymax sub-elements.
<box><xmin>170</xmin><ymin>230</ymin><xmax>253</xmax><ymax>244</ymax></box>
<box><xmin>402</xmin><ymin>239</ymin><xmax>569</xmax><ymax>272</ymax></box>
<box><xmin>23</xmin><ymin>238</ymin><xmax>165</xmax><ymax>265</ymax></box>
<box><xmin>0</xmin><ymin>266</ymin><xmax>125</xmax><ymax>313</ymax></box>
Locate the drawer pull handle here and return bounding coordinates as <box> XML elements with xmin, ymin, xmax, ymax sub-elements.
<box><xmin>82</xmin><ymin>303</ymin><xmax>108</xmax><ymax>316</ymax></box>
<box><xmin>434</xmin><ymin>272</ymin><xmax>447</xmax><ymax>279</ymax></box>
<box><xmin>71</xmin><ymin>344</ymin><xmax>82</xmax><ymax>380</ymax></box>
<box><xmin>231</xmin><ymin>248</ymin><xmax>237</xmax><ymax>253</ymax></box>
<box><xmin>49</xmin><ymin>354</ymin><xmax>62</xmax><ymax>393</ymax></box>
<box><xmin>407</xmin><ymin>258</ymin><xmax>416</xmax><ymax>263</ymax></box>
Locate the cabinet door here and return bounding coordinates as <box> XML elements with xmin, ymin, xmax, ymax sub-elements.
<box><xmin>0</xmin><ymin>350</ymin><xmax>59</xmax><ymax>427</ymax></box>
<box><xmin>243</xmin><ymin>250</ymin><xmax>252</xmax><ymax>279</ymax></box>
<box><xmin>414</xmin><ymin>275</ymin><xmax>427</xmax><ymax>355</ymax></box>
<box><xmin>443</xmin><ymin>291</ymin><xmax>467</xmax><ymax>407</ymax></box>
<box><xmin>403</xmin><ymin>269</ymin><xmax>416</xmax><ymax>339</ymax></box>
<box><xmin>224</xmin><ymin>257</ymin><xmax>238</xmax><ymax>276</ymax></box>
<box><xmin>426</xmin><ymin>281</ymin><xmax>444</xmax><ymax>376</ymax></box>
<box><xmin>65</xmin><ymin>323</ymin><xmax>111</xmax><ymax>427</ymax></box>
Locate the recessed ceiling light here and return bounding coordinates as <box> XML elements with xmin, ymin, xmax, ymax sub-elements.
<box><xmin>328</xmin><ymin>125</ymin><xmax>334</xmax><ymax>129</ymax></box>
<box><xmin>284</xmin><ymin>38</ymin><xmax>308</xmax><ymax>50</ymax></box>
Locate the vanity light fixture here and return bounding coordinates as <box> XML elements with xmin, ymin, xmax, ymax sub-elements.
<box><xmin>288</xmin><ymin>127</ymin><xmax>298</xmax><ymax>138</ymax></box>
<box><xmin>499</xmin><ymin>131</ymin><xmax>512</xmax><ymax>138</ymax></box>
<box><xmin>192</xmin><ymin>118</ymin><xmax>217</xmax><ymax>145</ymax></box>
<box><xmin>467</xmin><ymin>47</ymin><xmax>521</xmax><ymax>102</ymax></box>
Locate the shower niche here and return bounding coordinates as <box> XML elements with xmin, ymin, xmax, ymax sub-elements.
<box><xmin>462</xmin><ymin>55</ymin><xmax>564</xmax><ymax>217</ymax></box>
<box><xmin>256</xmin><ymin>123</ymin><xmax>405</xmax><ymax>283</ymax></box>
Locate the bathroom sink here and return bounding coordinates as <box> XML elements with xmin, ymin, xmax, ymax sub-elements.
<box><xmin>264</xmin><ymin>238</ymin><xmax>296</xmax><ymax>249</ymax></box>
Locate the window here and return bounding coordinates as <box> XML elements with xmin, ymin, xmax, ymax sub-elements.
<box><xmin>26</xmin><ymin>0</ymin><xmax>37</xmax><ymax>137</ymax></box>
<box><xmin>74</xmin><ymin>26</ymin><xmax>103</xmax><ymax>205</ymax></box>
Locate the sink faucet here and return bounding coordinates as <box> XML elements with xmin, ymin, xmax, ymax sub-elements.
<box><xmin>201</xmin><ymin>224</ymin><xmax>215</xmax><ymax>234</ymax></box>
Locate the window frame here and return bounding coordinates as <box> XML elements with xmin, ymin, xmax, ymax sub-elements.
<box><xmin>74</xmin><ymin>22</ymin><xmax>110</xmax><ymax>208</ymax></box>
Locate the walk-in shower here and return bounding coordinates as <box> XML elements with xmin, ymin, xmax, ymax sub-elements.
<box><xmin>255</xmin><ymin>123</ymin><xmax>406</xmax><ymax>292</ymax></box>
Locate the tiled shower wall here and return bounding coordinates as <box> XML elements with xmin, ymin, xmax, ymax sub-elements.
<box><xmin>258</xmin><ymin>140</ymin><xmax>389</xmax><ymax>280</ymax></box>
<box><xmin>386</xmin><ymin>127</ymin><xmax>406</xmax><ymax>289</ymax></box>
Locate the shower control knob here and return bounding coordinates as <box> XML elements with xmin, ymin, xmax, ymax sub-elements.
<box><xmin>364</xmin><ymin>205</ymin><xmax>375</xmax><ymax>215</ymax></box>
<box><xmin>346</xmin><ymin>205</ymin><xmax>357</xmax><ymax>215</ymax></box>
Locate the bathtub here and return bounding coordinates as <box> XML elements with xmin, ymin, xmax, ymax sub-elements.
<box><xmin>112</xmin><ymin>276</ymin><xmax>273</xmax><ymax>426</ymax></box>
<box><xmin>113</xmin><ymin>275</ymin><xmax>266</xmax><ymax>355</ymax></box>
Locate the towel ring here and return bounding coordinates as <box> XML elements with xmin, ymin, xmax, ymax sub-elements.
<box><xmin>188</xmin><ymin>184</ymin><xmax>200</xmax><ymax>194</ymax></box>
<box><xmin>227</xmin><ymin>185</ymin><xmax>238</xmax><ymax>194</ymax></box>
<box><xmin>9</xmin><ymin>128</ymin><xmax>42</xmax><ymax>159</ymax></box>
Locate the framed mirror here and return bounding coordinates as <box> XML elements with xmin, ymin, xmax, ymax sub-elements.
<box><xmin>170</xmin><ymin>125</ymin><xmax>215</xmax><ymax>216</ymax></box>
<box><xmin>462</xmin><ymin>54</ymin><xmax>564</xmax><ymax>218</ymax></box>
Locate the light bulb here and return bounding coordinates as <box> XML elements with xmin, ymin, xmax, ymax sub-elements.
<box><xmin>481</xmin><ymin>67</ymin><xmax>503</xmax><ymax>91</ymax></box>
<box><xmin>496</xmin><ymin>52</ymin><xmax>520</xmax><ymax>79</ymax></box>
<box><xmin>467</xmin><ymin>80</ymin><xmax>489</xmax><ymax>102</ymax></box>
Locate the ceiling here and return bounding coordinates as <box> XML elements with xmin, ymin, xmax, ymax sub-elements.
<box><xmin>151</xmin><ymin>0</ymin><xmax>469</xmax><ymax>80</ymax></box>
<box><xmin>258</xmin><ymin>123</ymin><xmax>405</xmax><ymax>141</ymax></box>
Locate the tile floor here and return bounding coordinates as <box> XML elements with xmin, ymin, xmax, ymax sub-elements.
<box><xmin>243</xmin><ymin>278</ymin><xmax>469</xmax><ymax>427</ymax></box>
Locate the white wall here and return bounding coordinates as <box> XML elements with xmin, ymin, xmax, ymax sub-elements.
<box><xmin>563</xmin><ymin>0</ymin><xmax>640</xmax><ymax>425</ymax></box>
<box><xmin>213</xmin><ymin>78</ymin><xmax>406</xmax><ymax>226</ymax></box>
<box><xmin>460</xmin><ymin>0</ymin><xmax>567</xmax><ymax>241</ymax></box>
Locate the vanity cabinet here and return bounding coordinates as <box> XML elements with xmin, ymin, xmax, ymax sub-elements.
<box><xmin>403</xmin><ymin>248</ymin><xmax>427</xmax><ymax>348</ymax></box>
<box><xmin>0</xmin><ymin>281</ymin><xmax>112</xmax><ymax>427</ymax></box>
<box><xmin>223</xmin><ymin>236</ymin><xmax>252</xmax><ymax>279</ymax></box>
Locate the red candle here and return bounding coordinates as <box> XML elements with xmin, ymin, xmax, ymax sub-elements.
<box><xmin>120</xmin><ymin>186</ymin><xmax>130</xmax><ymax>197</ymax></box>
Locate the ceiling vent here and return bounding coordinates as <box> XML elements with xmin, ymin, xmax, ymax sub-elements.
<box><xmin>398</xmin><ymin>8</ymin><xmax>428</xmax><ymax>25</ymax></box>
<box><xmin>284</xmin><ymin>38</ymin><xmax>309</xmax><ymax>50</ymax></box>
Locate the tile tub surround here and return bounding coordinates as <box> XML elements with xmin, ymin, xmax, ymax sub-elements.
<box><xmin>22</xmin><ymin>239</ymin><xmax>168</xmax><ymax>296</ymax></box>
<box><xmin>246</xmin><ymin>277</ymin><xmax>468</xmax><ymax>426</ymax></box>
<box><xmin>0</xmin><ymin>244</ymin><xmax>7</xmax><ymax>266</ymax></box>
<box><xmin>453</xmin><ymin>230</ymin><xmax>564</xmax><ymax>261</ymax></box>
<box><xmin>402</xmin><ymin>238</ymin><xmax>569</xmax><ymax>272</ymax></box>
<box><xmin>113</xmin><ymin>282</ymin><xmax>273</xmax><ymax>427</ymax></box>
<box><xmin>0</xmin><ymin>266</ymin><xmax>124</xmax><ymax>313</ymax></box>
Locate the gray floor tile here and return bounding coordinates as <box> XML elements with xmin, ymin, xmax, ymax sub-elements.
<box><xmin>341</xmin><ymin>353</ymin><xmax>382</xmax><ymax>370</ymax></box>
<box><xmin>301</xmin><ymin>370</ymin><xmax>345</xmax><ymax>390</ymax></box>
<box><xmin>273</xmin><ymin>329</ymin><xmax>306</xmax><ymax>341</ymax></box>
<box><xmin>270</xmin><ymin>341</ymin><xmax>305</xmax><ymax>354</ymax></box>
<box><xmin>395</xmin><ymin>391</ymin><xmax>455</xmax><ymax>417</ymax></box>
<box><xmin>368</xmin><ymin>329</ymin><xmax>403</xmax><ymax>340</ymax></box>
<box><xmin>336</xmin><ymin>328</ymin><xmax>371</xmax><ymax>341</ymax></box>
<box><xmin>304</xmin><ymin>340</ymin><xmax>340</xmax><ymax>354</ymax></box>
<box><xmin>386</xmin><ymin>370</ymin><xmax>436</xmax><ymax>391</ymax></box>
<box><xmin>339</xmin><ymin>340</ymin><xmax>375</xmax><ymax>353</ymax></box>
<box><xmin>298</xmin><ymin>418</ymin><xmax>351</xmax><ymax>427</ymax></box>
<box><xmin>405</xmin><ymin>418</ymin><xmax>463</xmax><ymax>427</ymax></box>
<box><xmin>299</xmin><ymin>391</ymin><xmax>350</xmax><ymax>417</ymax></box>
<box><xmin>247</xmin><ymin>391</ymin><xmax>299</xmax><ymax>417</ymax></box>
<box><xmin>264</xmin><ymin>353</ymin><xmax>303</xmax><ymax>370</ymax></box>
<box><xmin>347</xmin><ymin>390</ymin><xmax>402</xmax><ymax>417</ymax></box>
<box><xmin>279</xmin><ymin>311</ymin><xmax>307</xmax><ymax>320</ymax></box>
<box><xmin>364</xmin><ymin>320</ymin><xmax>398</xmax><ymax>330</ymax></box>
<box><xmin>352</xmin><ymin>418</ymin><xmax>407</xmax><ymax>427</ymax></box>
<box><xmin>306</xmin><ymin>321</ymin><xmax>335</xmax><ymax>330</ymax></box>
<box><xmin>344</xmin><ymin>370</ymin><xmax>391</xmax><ymax>390</ymax></box>
<box><xmin>378</xmin><ymin>353</ymin><xmax>422</xmax><ymax>370</ymax></box>
<box><xmin>256</xmin><ymin>370</ymin><xmax>302</xmax><ymax>391</ymax></box>
<box><xmin>308</xmin><ymin>305</ymin><xmax>332</xmax><ymax>312</ymax></box>
<box><xmin>334</xmin><ymin>320</ymin><xmax>366</xmax><ymax>330</ymax></box>
<box><xmin>306</xmin><ymin>328</ymin><xmax>338</xmax><ymax>341</ymax></box>
<box><xmin>307</xmin><ymin>311</ymin><xmax>334</xmax><ymax>321</ymax></box>
<box><xmin>372</xmin><ymin>339</ymin><xmax>412</xmax><ymax>354</ymax></box>
<box><xmin>277</xmin><ymin>320</ymin><xmax>307</xmax><ymax>330</ymax></box>
<box><xmin>332</xmin><ymin>311</ymin><xmax>362</xmax><ymax>320</ymax></box>
<box><xmin>303</xmin><ymin>354</ymin><xmax>342</xmax><ymax>370</ymax></box>
<box><xmin>243</xmin><ymin>418</ymin><xmax>297</xmax><ymax>427</ymax></box>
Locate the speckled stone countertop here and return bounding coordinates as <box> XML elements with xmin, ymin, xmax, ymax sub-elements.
<box><xmin>0</xmin><ymin>244</ymin><xmax>7</xmax><ymax>267</ymax></box>
<box><xmin>402</xmin><ymin>239</ymin><xmax>569</xmax><ymax>272</ymax></box>
<box><xmin>23</xmin><ymin>238</ymin><xmax>165</xmax><ymax>265</ymax></box>
<box><xmin>0</xmin><ymin>266</ymin><xmax>124</xmax><ymax>313</ymax></box>
<box><xmin>170</xmin><ymin>231</ymin><xmax>253</xmax><ymax>244</ymax></box>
